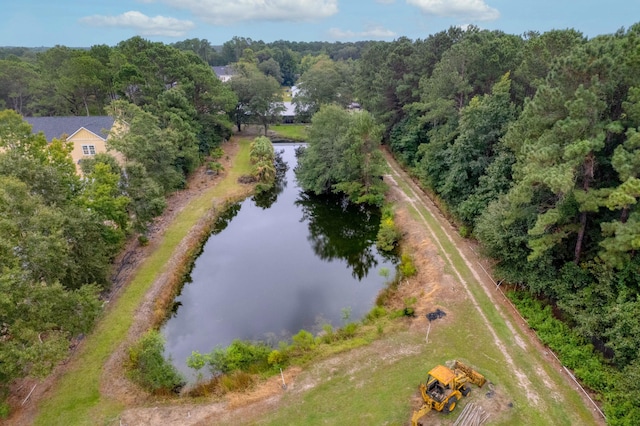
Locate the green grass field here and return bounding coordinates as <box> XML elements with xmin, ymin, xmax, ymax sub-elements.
<box><xmin>282</xmin><ymin>86</ymin><xmax>293</xmax><ymax>102</ymax></box>
<box><xmin>271</xmin><ymin>124</ymin><xmax>308</xmax><ymax>141</ymax></box>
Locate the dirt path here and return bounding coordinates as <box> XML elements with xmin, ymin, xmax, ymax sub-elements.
<box><xmin>383</xmin><ymin>160</ymin><xmax>540</xmax><ymax>406</ymax></box>
<box><xmin>381</xmin><ymin>149</ymin><xmax>605</xmax><ymax>425</ymax></box>
<box><xmin>99</xmin><ymin>136</ymin><xmax>248</xmax><ymax>406</ymax></box>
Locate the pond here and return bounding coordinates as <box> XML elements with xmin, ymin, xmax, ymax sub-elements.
<box><xmin>161</xmin><ymin>143</ymin><xmax>397</xmax><ymax>377</ymax></box>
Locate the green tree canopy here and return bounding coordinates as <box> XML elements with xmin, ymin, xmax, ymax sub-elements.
<box><xmin>296</xmin><ymin>105</ymin><xmax>387</xmax><ymax>205</ymax></box>
<box><xmin>229</xmin><ymin>63</ymin><xmax>283</xmax><ymax>134</ymax></box>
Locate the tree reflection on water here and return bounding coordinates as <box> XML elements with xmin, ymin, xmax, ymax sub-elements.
<box><xmin>252</xmin><ymin>149</ymin><xmax>289</xmax><ymax>209</ymax></box>
<box><xmin>296</xmin><ymin>191</ymin><xmax>387</xmax><ymax>280</ymax></box>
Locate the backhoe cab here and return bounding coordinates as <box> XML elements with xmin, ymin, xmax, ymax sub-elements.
<box><xmin>411</xmin><ymin>361</ymin><xmax>486</xmax><ymax>426</ymax></box>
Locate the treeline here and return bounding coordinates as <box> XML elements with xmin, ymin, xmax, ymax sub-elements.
<box><xmin>172</xmin><ymin>36</ymin><xmax>371</xmax><ymax>84</ymax></box>
<box><xmin>1</xmin><ymin>36</ymin><xmax>371</xmax><ymax>104</ymax></box>
<box><xmin>353</xmin><ymin>24</ymin><xmax>640</xmax><ymax>423</ymax></box>
<box><xmin>0</xmin><ymin>37</ymin><xmax>361</xmax><ymax>135</ymax></box>
<box><xmin>0</xmin><ymin>37</ymin><xmax>236</xmax><ymax>415</ymax></box>
<box><xmin>0</xmin><ymin>111</ymin><xmax>110</xmax><ymax>415</ymax></box>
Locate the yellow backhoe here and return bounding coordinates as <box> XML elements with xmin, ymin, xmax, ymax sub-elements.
<box><xmin>411</xmin><ymin>361</ymin><xmax>486</xmax><ymax>426</ymax></box>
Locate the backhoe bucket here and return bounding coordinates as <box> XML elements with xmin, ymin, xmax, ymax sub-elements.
<box><xmin>454</xmin><ymin>360</ymin><xmax>486</xmax><ymax>387</ymax></box>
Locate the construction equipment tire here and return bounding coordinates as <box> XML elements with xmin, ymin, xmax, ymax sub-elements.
<box><xmin>444</xmin><ymin>395</ymin><xmax>458</xmax><ymax>413</ymax></box>
<box><xmin>461</xmin><ymin>385</ymin><xmax>471</xmax><ymax>396</ymax></box>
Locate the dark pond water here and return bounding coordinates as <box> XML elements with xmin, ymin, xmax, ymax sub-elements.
<box><xmin>161</xmin><ymin>143</ymin><xmax>397</xmax><ymax>377</ymax></box>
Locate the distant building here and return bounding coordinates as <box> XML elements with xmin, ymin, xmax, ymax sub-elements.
<box><xmin>280</xmin><ymin>102</ymin><xmax>296</xmax><ymax>123</ymax></box>
<box><xmin>212</xmin><ymin>66</ymin><xmax>236</xmax><ymax>82</ymax></box>
<box><xmin>24</xmin><ymin>116</ymin><xmax>125</xmax><ymax>173</ymax></box>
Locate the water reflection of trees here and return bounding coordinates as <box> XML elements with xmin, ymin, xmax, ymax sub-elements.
<box><xmin>167</xmin><ymin>202</ymin><xmax>243</xmax><ymax>319</ymax></box>
<box><xmin>211</xmin><ymin>202</ymin><xmax>242</xmax><ymax>235</ymax></box>
<box><xmin>296</xmin><ymin>192</ymin><xmax>382</xmax><ymax>280</ymax></box>
<box><xmin>253</xmin><ymin>149</ymin><xmax>289</xmax><ymax>209</ymax></box>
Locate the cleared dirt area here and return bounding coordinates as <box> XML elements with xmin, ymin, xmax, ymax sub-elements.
<box><xmin>5</xmin><ymin>137</ymin><xmax>605</xmax><ymax>426</ymax></box>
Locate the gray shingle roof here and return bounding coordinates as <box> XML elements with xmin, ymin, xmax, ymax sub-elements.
<box><xmin>24</xmin><ymin>116</ymin><xmax>115</xmax><ymax>141</ymax></box>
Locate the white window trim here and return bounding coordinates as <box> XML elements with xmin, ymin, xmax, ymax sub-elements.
<box><xmin>82</xmin><ymin>145</ymin><xmax>96</xmax><ymax>155</ymax></box>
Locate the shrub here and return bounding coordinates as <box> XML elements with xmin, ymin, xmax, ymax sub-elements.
<box><xmin>365</xmin><ymin>305</ymin><xmax>387</xmax><ymax>322</ymax></box>
<box><xmin>187</xmin><ymin>350</ymin><xmax>209</xmax><ymax>382</ymax></box>
<box><xmin>377</xmin><ymin>219</ymin><xmax>401</xmax><ymax>252</ymax></box>
<box><xmin>292</xmin><ymin>329</ymin><xmax>315</xmax><ymax>351</ymax></box>
<box><xmin>208</xmin><ymin>340</ymin><xmax>271</xmax><ymax>374</ymax></box>
<box><xmin>376</xmin><ymin>205</ymin><xmax>401</xmax><ymax>252</ymax></box>
<box><xmin>187</xmin><ymin>350</ymin><xmax>208</xmax><ymax>372</ymax></box>
<box><xmin>403</xmin><ymin>297</ymin><xmax>417</xmax><ymax>317</ymax></box>
<box><xmin>399</xmin><ymin>253</ymin><xmax>417</xmax><ymax>277</ymax></box>
<box><xmin>255</xmin><ymin>182</ymin><xmax>274</xmax><ymax>193</ymax></box>
<box><xmin>320</xmin><ymin>323</ymin><xmax>336</xmax><ymax>344</ymax></box>
<box><xmin>127</xmin><ymin>331</ymin><xmax>184</xmax><ymax>394</ymax></box>
<box><xmin>0</xmin><ymin>401</ymin><xmax>9</xmax><ymax>419</ymax></box>
<box><xmin>207</xmin><ymin>161</ymin><xmax>224</xmax><ymax>174</ymax></box>
<box><xmin>337</xmin><ymin>322</ymin><xmax>359</xmax><ymax>339</ymax></box>
<box><xmin>210</xmin><ymin>147</ymin><xmax>224</xmax><ymax>159</ymax></box>
<box><xmin>267</xmin><ymin>349</ymin><xmax>286</xmax><ymax>367</ymax></box>
<box><xmin>459</xmin><ymin>225</ymin><xmax>471</xmax><ymax>238</ymax></box>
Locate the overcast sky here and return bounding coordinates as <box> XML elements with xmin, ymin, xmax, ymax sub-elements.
<box><xmin>2</xmin><ymin>0</ymin><xmax>639</xmax><ymax>48</ymax></box>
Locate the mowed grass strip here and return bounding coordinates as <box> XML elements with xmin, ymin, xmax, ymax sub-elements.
<box><xmin>34</xmin><ymin>139</ymin><xmax>253</xmax><ymax>426</ymax></box>
<box><xmin>271</xmin><ymin>124</ymin><xmax>308</xmax><ymax>141</ymax></box>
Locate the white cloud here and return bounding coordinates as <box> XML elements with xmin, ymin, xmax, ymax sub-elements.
<box><xmin>80</xmin><ymin>11</ymin><xmax>195</xmax><ymax>37</ymax></box>
<box><xmin>406</xmin><ymin>0</ymin><xmax>499</xmax><ymax>21</ymax></box>
<box><xmin>328</xmin><ymin>25</ymin><xmax>397</xmax><ymax>39</ymax></box>
<box><xmin>158</xmin><ymin>0</ymin><xmax>338</xmax><ymax>25</ymax></box>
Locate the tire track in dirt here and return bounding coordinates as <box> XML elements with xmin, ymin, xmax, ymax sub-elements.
<box><xmin>384</xmin><ymin>149</ymin><xmax>604</xmax><ymax>425</ymax></box>
<box><xmin>382</xmin><ymin>155</ymin><xmax>545</xmax><ymax>406</ymax></box>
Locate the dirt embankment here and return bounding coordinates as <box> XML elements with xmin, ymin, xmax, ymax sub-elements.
<box><xmin>5</xmin><ymin>137</ymin><xmax>246</xmax><ymax>426</ymax></box>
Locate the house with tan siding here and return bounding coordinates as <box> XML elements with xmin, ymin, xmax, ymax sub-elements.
<box><xmin>24</xmin><ymin>116</ymin><xmax>125</xmax><ymax>173</ymax></box>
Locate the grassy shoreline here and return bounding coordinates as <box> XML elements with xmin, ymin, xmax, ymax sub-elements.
<box><xmin>33</xmin><ymin>138</ymin><xmax>253</xmax><ymax>426</ymax></box>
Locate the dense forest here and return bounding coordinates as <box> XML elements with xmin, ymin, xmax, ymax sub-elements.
<box><xmin>0</xmin><ymin>38</ymin><xmax>238</xmax><ymax>415</ymax></box>
<box><xmin>1</xmin><ymin>23</ymin><xmax>640</xmax><ymax>423</ymax></box>
<box><xmin>353</xmin><ymin>25</ymin><xmax>640</xmax><ymax>424</ymax></box>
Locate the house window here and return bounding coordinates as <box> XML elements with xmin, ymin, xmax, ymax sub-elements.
<box><xmin>82</xmin><ymin>145</ymin><xmax>96</xmax><ymax>155</ymax></box>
